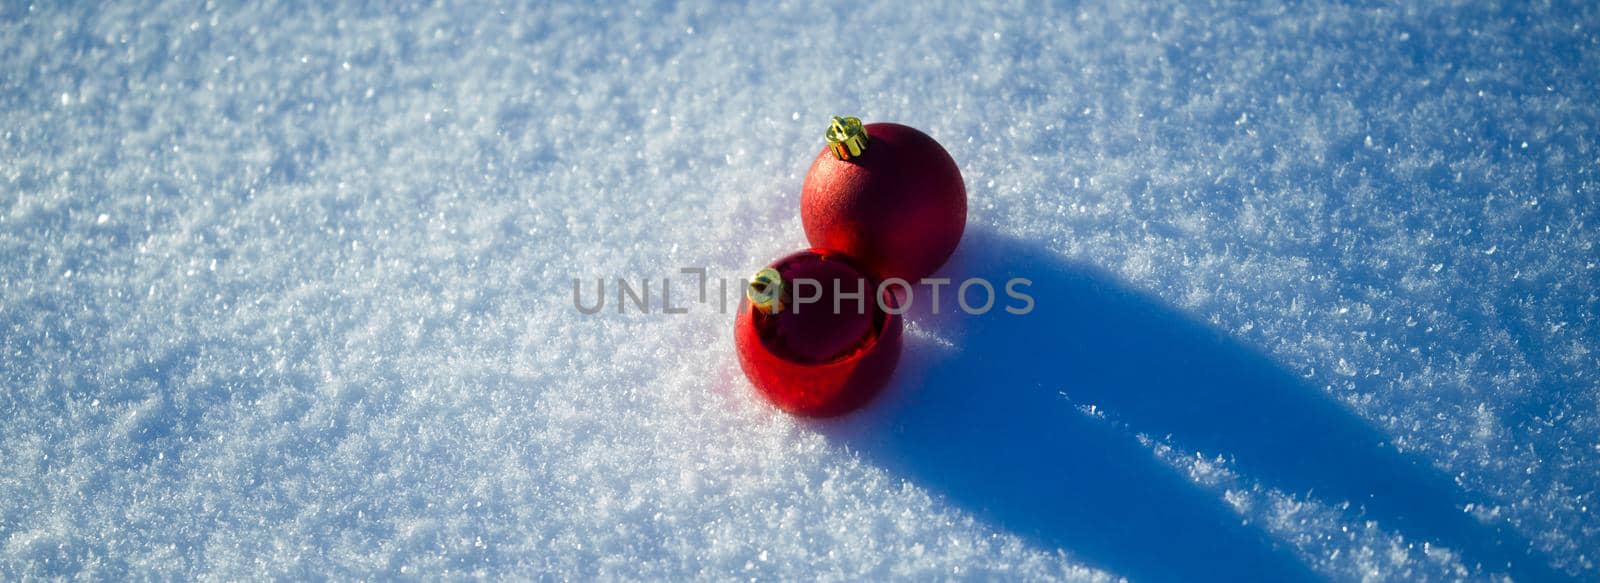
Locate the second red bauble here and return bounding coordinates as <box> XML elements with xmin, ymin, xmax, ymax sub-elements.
<box><xmin>734</xmin><ymin>249</ymin><xmax>902</xmax><ymax>417</ymax></box>
<box><xmin>801</xmin><ymin>119</ymin><xmax>967</xmax><ymax>283</ymax></box>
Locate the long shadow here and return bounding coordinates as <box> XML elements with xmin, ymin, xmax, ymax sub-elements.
<box><xmin>819</xmin><ymin>229</ymin><xmax>1567</xmax><ymax>582</ymax></box>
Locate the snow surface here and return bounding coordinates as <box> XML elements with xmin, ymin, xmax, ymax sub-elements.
<box><xmin>2</xmin><ymin>1</ymin><xmax>1598</xmax><ymax>580</ymax></box>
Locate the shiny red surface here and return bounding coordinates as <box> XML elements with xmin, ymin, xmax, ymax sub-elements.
<box><xmin>801</xmin><ymin>122</ymin><xmax>966</xmax><ymax>283</ymax></box>
<box><xmin>734</xmin><ymin>249</ymin><xmax>902</xmax><ymax>417</ymax></box>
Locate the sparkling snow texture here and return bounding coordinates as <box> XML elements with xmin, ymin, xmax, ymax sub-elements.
<box><xmin>2</xmin><ymin>1</ymin><xmax>1597</xmax><ymax>580</ymax></box>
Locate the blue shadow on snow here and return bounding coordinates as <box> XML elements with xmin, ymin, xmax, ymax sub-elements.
<box><xmin>818</xmin><ymin>228</ymin><xmax>1568</xmax><ymax>582</ymax></box>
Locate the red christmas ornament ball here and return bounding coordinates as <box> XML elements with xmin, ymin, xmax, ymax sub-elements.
<box><xmin>801</xmin><ymin>119</ymin><xmax>966</xmax><ymax>283</ymax></box>
<box><xmin>734</xmin><ymin>249</ymin><xmax>903</xmax><ymax>417</ymax></box>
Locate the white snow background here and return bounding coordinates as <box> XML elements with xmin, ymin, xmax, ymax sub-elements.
<box><xmin>2</xmin><ymin>1</ymin><xmax>1597</xmax><ymax>580</ymax></box>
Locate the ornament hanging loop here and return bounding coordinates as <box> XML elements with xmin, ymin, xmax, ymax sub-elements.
<box><xmin>826</xmin><ymin>116</ymin><xmax>869</xmax><ymax>161</ymax></box>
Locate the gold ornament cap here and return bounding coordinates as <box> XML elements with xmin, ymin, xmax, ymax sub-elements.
<box><xmin>826</xmin><ymin>116</ymin><xmax>869</xmax><ymax>161</ymax></box>
<box><xmin>747</xmin><ymin>267</ymin><xmax>785</xmax><ymax>314</ymax></box>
